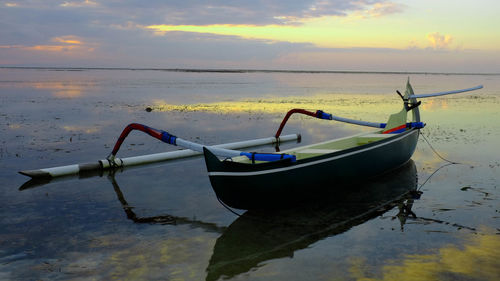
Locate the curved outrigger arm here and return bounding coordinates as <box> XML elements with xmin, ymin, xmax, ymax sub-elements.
<box><xmin>107</xmin><ymin>123</ymin><xmax>297</xmax><ymax>166</ymax></box>
<box><xmin>274</xmin><ymin>108</ymin><xmax>425</xmax><ymax>138</ymax></box>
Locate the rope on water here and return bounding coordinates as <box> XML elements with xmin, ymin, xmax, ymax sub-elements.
<box><xmin>417</xmin><ymin>130</ymin><xmax>469</xmax><ymax>190</ymax></box>
<box><xmin>419</xmin><ymin>130</ymin><xmax>462</xmax><ymax>165</ymax></box>
<box><xmin>417</xmin><ymin>162</ymin><xmax>454</xmax><ymax>191</ymax></box>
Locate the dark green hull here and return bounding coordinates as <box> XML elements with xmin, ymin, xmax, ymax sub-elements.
<box><xmin>203</xmin><ymin>128</ymin><xmax>419</xmax><ymax>209</ymax></box>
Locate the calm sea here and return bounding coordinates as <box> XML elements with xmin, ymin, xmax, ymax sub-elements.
<box><xmin>1</xmin><ymin>68</ymin><xmax>499</xmax><ymax>280</ymax></box>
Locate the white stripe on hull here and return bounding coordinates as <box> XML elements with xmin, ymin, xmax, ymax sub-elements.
<box><xmin>208</xmin><ymin>129</ymin><xmax>418</xmax><ymax>177</ymax></box>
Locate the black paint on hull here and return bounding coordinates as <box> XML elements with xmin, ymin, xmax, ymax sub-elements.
<box><xmin>204</xmin><ymin>129</ymin><xmax>419</xmax><ymax>209</ymax></box>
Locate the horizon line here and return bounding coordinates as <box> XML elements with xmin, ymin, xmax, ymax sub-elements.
<box><xmin>1</xmin><ymin>66</ymin><xmax>499</xmax><ymax>76</ymax></box>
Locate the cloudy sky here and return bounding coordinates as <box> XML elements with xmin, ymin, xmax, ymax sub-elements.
<box><xmin>1</xmin><ymin>0</ymin><xmax>499</xmax><ymax>72</ymax></box>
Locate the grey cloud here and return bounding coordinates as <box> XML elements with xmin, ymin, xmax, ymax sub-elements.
<box><xmin>0</xmin><ymin>0</ymin><xmax>405</xmax><ymax>68</ymax></box>
<box><xmin>0</xmin><ymin>0</ymin><xmax>400</xmax><ymax>50</ymax></box>
<box><xmin>2</xmin><ymin>1</ymin><xmax>399</xmax><ymax>27</ymax></box>
<box><xmin>102</xmin><ymin>0</ymin><xmax>392</xmax><ymax>25</ymax></box>
<box><xmin>0</xmin><ymin>0</ymin><xmax>403</xmax><ymax>45</ymax></box>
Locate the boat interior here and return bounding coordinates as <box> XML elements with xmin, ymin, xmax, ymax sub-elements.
<box><xmin>291</xmin><ymin>131</ymin><xmax>393</xmax><ymax>160</ymax></box>
<box><xmin>231</xmin><ymin>130</ymin><xmax>394</xmax><ymax>163</ymax></box>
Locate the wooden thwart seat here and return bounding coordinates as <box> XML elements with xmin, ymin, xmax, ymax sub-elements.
<box><xmin>296</xmin><ymin>148</ymin><xmax>340</xmax><ymax>154</ymax></box>
<box><xmin>356</xmin><ymin>133</ymin><xmax>393</xmax><ymax>145</ymax></box>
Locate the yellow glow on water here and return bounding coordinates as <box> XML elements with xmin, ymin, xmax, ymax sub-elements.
<box><xmin>348</xmin><ymin>230</ymin><xmax>500</xmax><ymax>281</ymax></box>
<box><xmin>150</xmin><ymin>94</ymin><xmax>401</xmax><ymax>122</ymax></box>
<box><xmin>102</xmin><ymin>235</ymin><xmax>214</xmax><ymax>280</ymax></box>
<box><xmin>421</xmin><ymin>99</ymin><xmax>449</xmax><ymax>111</ymax></box>
<box><xmin>8</xmin><ymin>124</ymin><xmax>21</xmax><ymax>129</ymax></box>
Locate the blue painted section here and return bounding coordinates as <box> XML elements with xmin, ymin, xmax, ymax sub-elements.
<box><xmin>380</xmin><ymin>122</ymin><xmax>425</xmax><ymax>129</ymax></box>
<box><xmin>316</xmin><ymin>110</ymin><xmax>333</xmax><ymax>120</ymax></box>
<box><xmin>161</xmin><ymin>131</ymin><xmax>177</xmax><ymax>145</ymax></box>
<box><xmin>408</xmin><ymin>122</ymin><xmax>425</xmax><ymax>128</ymax></box>
<box><xmin>240</xmin><ymin>152</ymin><xmax>297</xmax><ymax>163</ymax></box>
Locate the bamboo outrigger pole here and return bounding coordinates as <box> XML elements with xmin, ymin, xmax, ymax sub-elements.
<box><xmin>19</xmin><ymin>133</ymin><xmax>299</xmax><ymax>179</ymax></box>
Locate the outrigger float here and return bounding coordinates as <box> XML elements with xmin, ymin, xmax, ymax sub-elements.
<box><xmin>20</xmin><ymin>80</ymin><xmax>482</xmax><ymax>209</ymax></box>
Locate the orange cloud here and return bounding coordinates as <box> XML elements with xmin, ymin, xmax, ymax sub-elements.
<box><xmin>51</xmin><ymin>36</ymin><xmax>83</xmax><ymax>45</ymax></box>
<box><xmin>26</xmin><ymin>45</ymin><xmax>82</xmax><ymax>52</ymax></box>
<box><xmin>0</xmin><ymin>45</ymin><xmax>23</xmax><ymax>49</ymax></box>
<box><xmin>1</xmin><ymin>36</ymin><xmax>95</xmax><ymax>54</ymax></box>
<box><xmin>427</xmin><ymin>32</ymin><xmax>453</xmax><ymax>49</ymax></box>
<box><xmin>60</xmin><ymin>0</ymin><xmax>98</xmax><ymax>8</ymax></box>
<box><xmin>349</xmin><ymin>2</ymin><xmax>405</xmax><ymax>20</ymax></box>
<box><xmin>369</xmin><ymin>2</ymin><xmax>405</xmax><ymax>17</ymax></box>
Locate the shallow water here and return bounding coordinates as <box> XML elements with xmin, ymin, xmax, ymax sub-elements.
<box><xmin>1</xmin><ymin>68</ymin><xmax>499</xmax><ymax>280</ymax></box>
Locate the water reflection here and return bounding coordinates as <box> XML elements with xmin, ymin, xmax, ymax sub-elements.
<box><xmin>349</xmin><ymin>228</ymin><xmax>500</xmax><ymax>281</ymax></box>
<box><xmin>205</xmin><ymin>160</ymin><xmax>420</xmax><ymax>281</ymax></box>
<box><xmin>32</xmin><ymin>81</ymin><xmax>87</xmax><ymax>98</ymax></box>
<box><xmin>16</xmin><ymin>157</ymin><xmax>497</xmax><ymax>281</ymax></box>
<box><xmin>108</xmin><ymin>175</ymin><xmax>226</xmax><ymax>233</ymax></box>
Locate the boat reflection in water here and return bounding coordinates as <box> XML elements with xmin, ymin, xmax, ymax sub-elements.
<box><xmin>206</xmin><ymin>160</ymin><xmax>420</xmax><ymax>281</ymax></box>
<box><xmin>107</xmin><ymin>176</ymin><xmax>227</xmax><ymax>233</ymax></box>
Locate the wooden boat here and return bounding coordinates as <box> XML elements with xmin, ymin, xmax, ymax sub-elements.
<box><xmin>202</xmin><ymin>80</ymin><xmax>482</xmax><ymax>209</ymax></box>
<box><xmin>203</xmin><ymin>130</ymin><xmax>418</xmax><ymax>209</ymax></box>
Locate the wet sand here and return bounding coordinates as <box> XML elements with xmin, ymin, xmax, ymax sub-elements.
<box><xmin>1</xmin><ymin>68</ymin><xmax>499</xmax><ymax>280</ymax></box>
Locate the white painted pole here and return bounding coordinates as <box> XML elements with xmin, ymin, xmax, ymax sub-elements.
<box><xmin>409</xmin><ymin>85</ymin><xmax>483</xmax><ymax>99</ymax></box>
<box><xmin>20</xmin><ymin>134</ymin><xmax>299</xmax><ymax>179</ymax></box>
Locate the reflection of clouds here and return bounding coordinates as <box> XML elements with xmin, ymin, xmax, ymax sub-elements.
<box><xmin>62</xmin><ymin>125</ymin><xmax>100</xmax><ymax>134</ymax></box>
<box><xmin>25</xmin><ymin>234</ymin><xmax>215</xmax><ymax>279</ymax></box>
<box><xmin>349</xmin><ymin>229</ymin><xmax>500</xmax><ymax>281</ymax></box>
<box><xmin>8</xmin><ymin>124</ymin><xmax>21</xmax><ymax>129</ymax></box>
<box><xmin>421</xmin><ymin>99</ymin><xmax>448</xmax><ymax>111</ymax></box>
<box><xmin>32</xmin><ymin>81</ymin><xmax>87</xmax><ymax>98</ymax></box>
<box><xmin>101</xmin><ymin>236</ymin><xmax>214</xmax><ymax>280</ymax></box>
<box><xmin>412</xmin><ymin>145</ymin><xmax>450</xmax><ymax>171</ymax></box>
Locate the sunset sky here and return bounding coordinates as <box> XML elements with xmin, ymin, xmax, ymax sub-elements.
<box><xmin>1</xmin><ymin>0</ymin><xmax>499</xmax><ymax>72</ymax></box>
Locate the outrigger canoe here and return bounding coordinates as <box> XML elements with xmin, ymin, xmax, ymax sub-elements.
<box><xmin>19</xmin><ymin>80</ymin><xmax>482</xmax><ymax>209</ymax></box>
<box><xmin>201</xmin><ymin>80</ymin><xmax>482</xmax><ymax>208</ymax></box>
